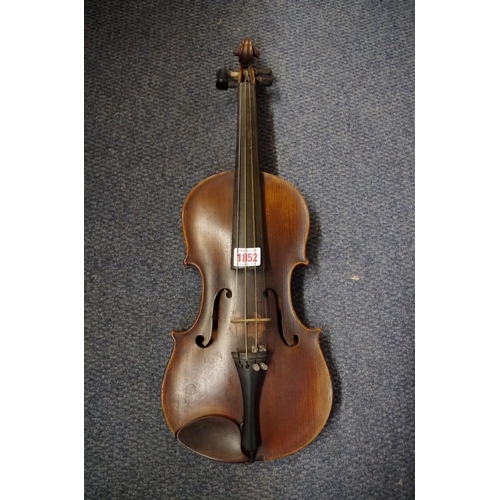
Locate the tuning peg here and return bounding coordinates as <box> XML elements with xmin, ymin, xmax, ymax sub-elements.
<box><xmin>256</xmin><ymin>74</ymin><xmax>273</xmax><ymax>86</ymax></box>
<box><xmin>216</xmin><ymin>67</ymin><xmax>230</xmax><ymax>90</ymax></box>
<box><xmin>255</xmin><ymin>67</ymin><xmax>273</xmax><ymax>86</ymax></box>
<box><xmin>256</xmin><ymin>67</ymin><xmax>272</xmax><ymax>76</ymax></box>
<box><xmin>216</xmin><ymin>68</ymin><xmax>239</xmax><ymax>90</ymax></box>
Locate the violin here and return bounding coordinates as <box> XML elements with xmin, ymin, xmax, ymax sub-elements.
<box><xmin>161</xmin><ymin>39</ymin><xmax>332</xmax><ymax>462</ymax></box>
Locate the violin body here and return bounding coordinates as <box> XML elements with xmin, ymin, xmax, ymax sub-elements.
<box><xmin>161</xmin><ymin>40</ymin><xmax>332</xmax><ymax>462</ymax></box>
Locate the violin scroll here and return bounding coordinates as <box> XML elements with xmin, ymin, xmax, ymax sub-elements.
<box><xmin>216</xmin><ymin>39</ymin><xmax>273</xmax><ymax>90</ymax></box>
<box><xmin>233</xmin><ymin>37</ymin><xmax>260</xmax><ymax>66</ymax></box>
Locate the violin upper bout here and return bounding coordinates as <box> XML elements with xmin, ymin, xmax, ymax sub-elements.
<box><xmin>181</xmin><ymin>171</ymin><xmax>234</xmax><ymax>268</ymax></box>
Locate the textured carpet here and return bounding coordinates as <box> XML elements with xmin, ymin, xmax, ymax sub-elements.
<box><xmin>85</xmin><ymin>1</ymin><xmax>414</xmax><ymax>498</ymax></box>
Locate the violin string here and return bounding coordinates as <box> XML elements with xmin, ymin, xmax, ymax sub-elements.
<box><xmin>249</xmin><ymin>73</ymin><xmax>259</xmax><ymax>354</ymax></box>
<box><xmin>243</xmin><ymin>72</ymin><xmax>249</xmax><ymax>361</ymax></box>
<box><xmin>234</xmin><ymin>75</ymin><xmax>242</xmax><ymax>358</ymax></box>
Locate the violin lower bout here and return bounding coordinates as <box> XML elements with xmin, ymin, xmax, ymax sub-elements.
<box><xmin>161</xmin><ymin>171</ymin><xmax>332</xmax><ymax>462</ymax></box>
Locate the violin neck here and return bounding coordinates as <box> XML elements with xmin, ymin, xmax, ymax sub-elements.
<box><xmin>231</xmin><ymin>74</ymin><xmax>265</xmax><ymax>267</ymax></box>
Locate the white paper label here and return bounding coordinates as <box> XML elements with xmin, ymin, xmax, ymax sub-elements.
<box><xmin>233</xmin><ymin>247</ymin><xmax>261</xmax><ymax>267</ymax></box>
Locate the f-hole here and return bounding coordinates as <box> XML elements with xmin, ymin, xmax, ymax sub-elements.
<box><xmin>265</xmin><ymin>288</ymin><xmax>298</xmax><ymax>347</ymax></box>
<box><xmin>196</xmin><ymin>288</ymin><xmax>233</xmax><ymax>348</ymax></box>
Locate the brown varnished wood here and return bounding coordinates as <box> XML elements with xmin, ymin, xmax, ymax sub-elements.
<box><xmin>161</xmin><ymin>171</ymin><xmax>332</xmax><ymax>461</ymax></box>
<box><xmin>233</xmin><ymin>38</ymin><xmax>260</xmax><ymax>68</ymax></box>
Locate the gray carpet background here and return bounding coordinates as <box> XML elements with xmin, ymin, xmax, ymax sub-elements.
<box><xmin>85</xmin><ymin>1</ymin><xmax>414</xmax><ymax>498</ymax></box>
